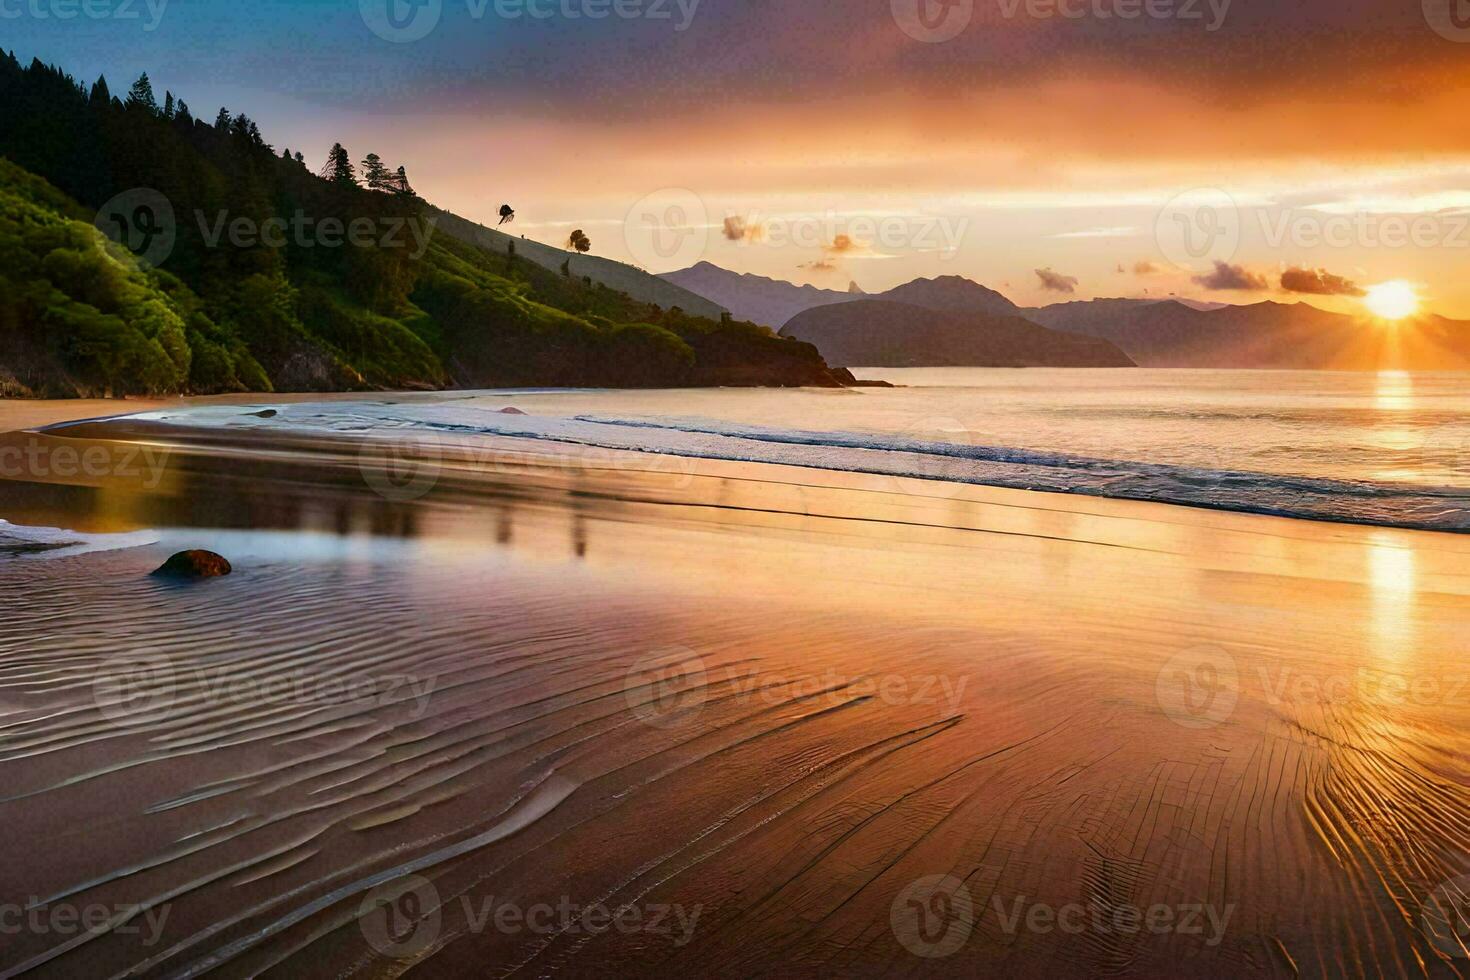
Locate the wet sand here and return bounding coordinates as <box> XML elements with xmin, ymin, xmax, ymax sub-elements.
<box><xmin>0</xmin><ymin>407</ymin><xmax>1466</xmax><ymax>978</ymax></box>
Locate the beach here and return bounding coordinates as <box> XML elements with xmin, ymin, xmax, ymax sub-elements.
<box><xmin>0</xmin><ymin>397</ymin><xmax>1467</xmax><ymax>978</ymax></box>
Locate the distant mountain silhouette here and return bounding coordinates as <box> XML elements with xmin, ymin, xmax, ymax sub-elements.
<box><xmin>659</xmin><ymin>262</ymin><xmax>856</xmax><ymax>328</ymax></box>
<box><xmin>1033</xmin><ymin>299</ymin><xmax>1470</xmax><ymax>369</ymax></box>
<box><xmin>780</xmin><ymin>301</ymin><xmax>1135</xmax><ymax>368</ymax></box>
<box><xmin>878</xmin><ymin>275</ymin><xmax>1023</xmax><ymax>317</ymax></box>
<box><xmin>665</xmin><ymin>263</ymin><xmax>1470</xmax><ymax>370</ymax></box>
<box><xmin>1024</xmin><ymin>297</ymin><xmax>1219</xmax><ymax>332</ymax></box>
<box><xmin>661</xmin><ymin>264</ymin><xmax>1026</xmax><ymax>328</ymax></box>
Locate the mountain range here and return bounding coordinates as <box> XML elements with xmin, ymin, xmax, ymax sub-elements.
<box><xmin>667</xmin><ymin>262</ymin><xmax>1470</xmax><ymax>370</ymax></box>
<box><xmin>1032</xmin><ymin>299</ymin><xmax>1470</xmax><ymax>370</ymax></box>
<box><xmin>658</xmin><ymin>262</ymin><xmax>861</xmax><ymax>329</ymax></box>
<box><xmin>660</xmin><ymin>263</ymin><xmax>1023</xmax><ymax>328</ymax></box>
<box><xmin>781</xmin><ymin>301</ymin><xmax>1135</xmax><ymax>368</ymax></box>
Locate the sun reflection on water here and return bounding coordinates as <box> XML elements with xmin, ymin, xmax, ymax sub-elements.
<box><xmin>1369</xmin><ymin>371</ymin><xmax>1424</xmax><ymax>483</ymax></box>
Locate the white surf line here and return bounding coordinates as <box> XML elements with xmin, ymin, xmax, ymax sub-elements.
<box><xmin>30</xmin><ymin>410</ymin><xmax>160</xmax><ymax>432</ymax></box>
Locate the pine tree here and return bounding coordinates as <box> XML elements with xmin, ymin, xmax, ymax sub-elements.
<box><xmin>175</xmin><ymin>99</ymin><xmax>192</xmax><ymax>126</ymax></box>
<box><xmin>360</xmin><ymin>153</ymin><xmax>390</xmax><ymax>190</ymax></box>
<box><xmin>162</xmin><ymin>91</ymin><xmax>175</xmax><ymax>118</ymax></box>
<box><xmin>282</xmin><ymin>147</ymin><xmax>292</xmax><ymax>160</ymax></box>
<box><xmin>319</xmin><ymin>144</ymin><xmax>339</xmax><ymax>180</ymax></box>
<box><xmin>334</xmin><ymin>145</ymin><xmax>357</xmax><ymax>184</ymax></box>
<box><xmin>215</xmin><ymin>107</ymin><xmax>231</xmax><ymax>130</ymax></box>
<box><xmin>294</xmin><ymin>151</ymin><xmax>305</xmax><ymax>166</ymax></box>
<box><xmin>89</xmin><ymin>74</ymin><xmax>111</xmax><ymax>106</ymax></box>
<box><xmin>393</xmin><ymin>166</ymin><xmax>413</xmax><ymax>195</ymax></box>
<box><xmin>126</xmin><ymin>73</ymin><xmax>158</xmax><ymax>112</ymax></box>
<box><xmin>320</xmin><ymin>143</ymin><xmax>357</xmax><ymax>185</ymax></box>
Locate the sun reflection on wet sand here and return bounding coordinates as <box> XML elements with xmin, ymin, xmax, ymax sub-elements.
<box><xmin>1367</xmin><ymin>531</ymin><xmax>1419</xmax><ymax>666</ymax></box>
<box><xmin>0</xmin><ymin>421</ymin><xmax>1465</xmax><ymax>978</ymax></box>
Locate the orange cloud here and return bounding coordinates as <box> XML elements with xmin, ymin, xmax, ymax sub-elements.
<box><xmin>1280</xmin><ymin>267</ymin><xmax>1366</xmax><ymax>297</ymax></box>
<box><xmin>1193</xmin><ymin>261</ymin><xmax>1269</xmax><ymax>292</ymax></box>
<box><xmin>722</xmin><ymin>215</ymin><xmax>765</xmax><ymax>242</ymax></box>
<box><xmin>1035</xmin><ymin>268</ymin><xmax>1079</xmax><ymax>293</ymax></box>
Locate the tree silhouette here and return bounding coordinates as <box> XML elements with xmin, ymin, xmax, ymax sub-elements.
<box><xmin>498</xmin><ymin>204</ymin><xmax>515</xmax><ymax>226</ymax></box>
<box><xmin>393</xmin><ymin>165</ymin><xmax>413</xmax><ymax>195</ymax></box>
<box><xmin>126</xmin><ymin>73</ymin><xmax>157</xmax><ymax>113</ymax></box>
<box><xmin>568</xmin><ymin>229</ymin><xmax>591</xmax><ymax>253</ymax></box>
<box><xmin>361</xmin><ymin>153</ymin><xmax>390</xmax><ymax>190</ymax></box>
<box><xmin>321</xmin><ymin>143</ymin><xmax>357</xmax><ymax>185</ymax></box>
<box><xmin>228</xmin><ymin>113</ymin><xmax>265</xmax><ymax>148</ymax></box>
<box><xmin>214</xmin><ymin>107</ymin><xmax>231</xmax><ymax>130</ymax></box>
<box><xmin>89</xmin><ymin>75</ymin><xmax>110</xmax><ymax>106</ymax></box>
<box><xmin>162</xmin><ymin>91</ymin><xmax>174</xmax><ymax>119</ymax></box>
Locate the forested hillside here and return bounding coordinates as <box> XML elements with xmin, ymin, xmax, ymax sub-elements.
<box><xmin>0</xmin><ymin>54</ymin><xmax>839</xmax><ymax>396</ymax></box>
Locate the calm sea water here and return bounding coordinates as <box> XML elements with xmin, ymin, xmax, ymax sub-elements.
<box><xmin>108</xmin><ymin>369</ymin><xmax>1470</xmax><ymax>531</ymax></box>
<box><xmin>850</xmin><ymin>368</ymin><xmax>1470</xmax><ymax>487</ymax></box>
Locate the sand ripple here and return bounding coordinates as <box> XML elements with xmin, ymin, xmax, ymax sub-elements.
<box><xmin>0</xmin><ymin>425</ymin><xmax>1466</xmax><ymax>978</ymax></box>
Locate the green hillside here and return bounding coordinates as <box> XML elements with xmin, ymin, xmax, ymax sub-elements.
<box><xmin>0</xmin><ymin>156</ymin><xmax>269</xmax><ymax>397</ymax></box>
<box><xmin>0</xmin><ymin>54</ymin><xmax>839</xmax><ymax>397</ymax></box>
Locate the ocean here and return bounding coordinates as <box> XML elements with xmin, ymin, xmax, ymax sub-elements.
<box><xmin>104</xmin><ymin>369</ymin><xmax>1470</xmax><ymax>532</ymax></box>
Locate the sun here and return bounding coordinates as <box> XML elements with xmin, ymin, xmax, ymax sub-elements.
<box><xmin>1363</xmin><ymin>281</ymin><xmax>1419</xmax><ymax>320</ymax></box>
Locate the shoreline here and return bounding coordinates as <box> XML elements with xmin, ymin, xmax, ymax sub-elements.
<box><xmin>4</xmin><ymin>403</ymin><xmax>1469</xmax><ymax>610</ymax></box>
<box><xmin>0</xmin><ymin>397</ymin><xmax>1466</xmax><ymax>977</ymax></box>
<box><xmin>5</xmin><ymin>392</ymin><xmax>1466</xmax><ymax>536</ymax></box>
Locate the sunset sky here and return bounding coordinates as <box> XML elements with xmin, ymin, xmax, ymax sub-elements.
<box><xmin>11</xmin><ymin>0</ymin><xmax>1470</xmax><ymax>315</ymax></box>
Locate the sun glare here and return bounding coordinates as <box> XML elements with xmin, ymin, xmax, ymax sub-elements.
<box><xmin>1363</xmin><ymin>281</ymin><xmax>1419</xmax><ymax>321</ymax></box>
